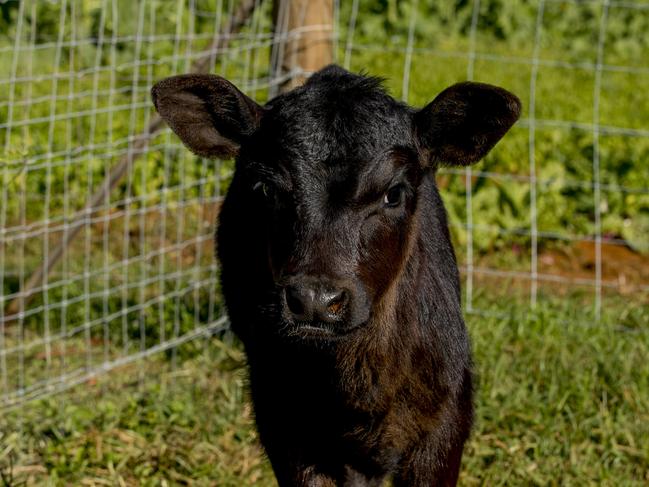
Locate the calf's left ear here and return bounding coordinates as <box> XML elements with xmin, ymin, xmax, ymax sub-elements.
<box><xmin>151</xmin><ymin>74</ymin><xmax>263</xmax><ymax>158</ymax></box>
<box><xmin>414</xmin><ymin>82</ymin><xmax>521</xmax><ymax>166</ymax></box>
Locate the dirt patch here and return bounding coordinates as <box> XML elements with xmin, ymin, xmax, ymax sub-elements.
<box><xmin>538</xmin><ymin>241</ymin><xmax>649</xmax><ymax>296</ymax></box>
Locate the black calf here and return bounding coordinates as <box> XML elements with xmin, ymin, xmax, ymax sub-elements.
<box><xmin>152</xmin><ymin>65</ymin><xmax>520</xmax><ymax>486</ymax></box>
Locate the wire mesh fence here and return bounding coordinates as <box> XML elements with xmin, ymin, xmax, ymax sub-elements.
<box><xmin>1</xmin><ymin>0</ymin><xmax>648</xmax><ymax>412</ymax></box>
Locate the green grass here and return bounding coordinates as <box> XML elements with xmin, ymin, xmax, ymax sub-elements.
<box><xmin>2</xmin><ymin>296</ymin><xmax>648</xmax><ymax>486</ymax></box>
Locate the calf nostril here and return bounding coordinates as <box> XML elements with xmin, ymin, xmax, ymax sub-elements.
<box><xmin>325</xmin><ymin>290</ymin><xmax>347</xmax><ymax>316</ymax></box>
<box><xmin>285</xmin><ymin>286</ymin><xmax>306</xmax><ymax>317</ymax></box>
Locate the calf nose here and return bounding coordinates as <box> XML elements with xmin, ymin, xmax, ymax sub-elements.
<box><xmin>284</xmin><ymin>282</ymin><xmax>349</xmax><ymax>324</ymax></box>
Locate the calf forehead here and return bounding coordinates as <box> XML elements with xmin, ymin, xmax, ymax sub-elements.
<box><xmin>258</xmin><ymin>78</ymin><xmax>415</xmax><ymax>170</ymax></box>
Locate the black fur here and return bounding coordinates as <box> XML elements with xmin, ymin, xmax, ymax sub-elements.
<box><xmin>152</xmin><ymin>64</ymin><xmax>521</xmax><ymax>486</ymax></box>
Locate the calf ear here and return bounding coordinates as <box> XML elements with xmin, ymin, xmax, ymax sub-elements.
<box><xmin>414</xmin><ymin>82</ymin><xmax>521</xmax><ymax>166</ymax></box>
<box><xmin>151</xmin><ymin>74</ymin><xmax>263</xmax><ymax>158</ymax></box>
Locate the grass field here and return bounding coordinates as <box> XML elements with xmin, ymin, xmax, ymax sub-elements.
<box><xmin>2</xmin><ymin>295</ymin><xmax>648</xmax><ymax>486</ymax></box>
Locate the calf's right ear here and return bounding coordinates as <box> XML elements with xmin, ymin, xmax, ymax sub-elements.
<box><xmin>151</xmin><ymin>74</ymin><xmax>263</xmax><ymax>158</ymax></box>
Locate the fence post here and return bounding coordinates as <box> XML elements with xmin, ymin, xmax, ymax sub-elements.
<box><xmin>271</xmin><ymin>0</ymin><xmax>334</xmax><ymax>95</ymax></box>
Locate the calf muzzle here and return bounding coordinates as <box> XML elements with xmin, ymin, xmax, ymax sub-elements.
<box><xmin>281</xmin><ymin>274</ymin><xmax>353</xmax><ymax>328</ymax></box>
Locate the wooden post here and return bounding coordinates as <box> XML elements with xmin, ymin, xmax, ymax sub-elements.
<box><xmin>271</xmin><ymin>0</ymin><xmax>334</xmax><ymax>94</ymax></box>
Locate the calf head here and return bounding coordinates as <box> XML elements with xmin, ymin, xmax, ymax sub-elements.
<box><xmin>152</xmin><ymin>65</ymin><xmax>520</xmax><ymax>340</ymax></box>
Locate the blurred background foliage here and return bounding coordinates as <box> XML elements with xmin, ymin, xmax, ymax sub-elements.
<box><xmin>0</xmin><ymin>0</ymin><xmax>648</xmax><ymax>353</ymax></box>
<box><xmin>1</xmin><ymin>0</ymin><xmax>648</xmax><ymax>257</ymax></box>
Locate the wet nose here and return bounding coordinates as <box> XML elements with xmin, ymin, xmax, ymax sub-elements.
<box><xmin>284</xmin><ymin>280</ymin><xmax>349</xmax><ymax>324</ymax></box>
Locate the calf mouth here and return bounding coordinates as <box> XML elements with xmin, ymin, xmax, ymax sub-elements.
<box><xmin>283</xmin><ymin>320</ymin><xmax>365</xmax><ymax>342</ymax></box>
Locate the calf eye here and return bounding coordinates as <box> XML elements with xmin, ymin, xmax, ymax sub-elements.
<box><xmin>383</xmin><ymin>185</ymin><xmax>404</xmax><ymax>208</ymax></box>
<box><xmin>253</xmin><ymin>181</ymin><xmax>272</xmax><ymax>199</ymax></box>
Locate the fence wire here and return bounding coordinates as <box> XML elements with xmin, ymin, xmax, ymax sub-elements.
<box><xmin>1</xmin><ymin>0</ymin><xmax>648</xmax><ymax>411</ymax></box>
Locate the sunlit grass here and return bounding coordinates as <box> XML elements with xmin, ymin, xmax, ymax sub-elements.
<box><xmin>1</xmin><ymin>295</ymin><xmax>647</xmax><ymax>485</ymax></box>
